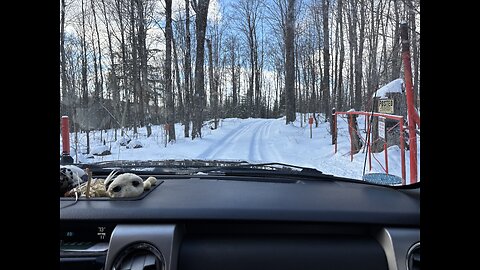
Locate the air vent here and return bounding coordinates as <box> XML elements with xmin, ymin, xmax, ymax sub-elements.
<box><xmin>111</xmin><ymin>243</ymin><xmax>164</xmax><ymax>270</ymax></box>
<box><xmin>407</xmin><ymin>242</ymin><xmax>420</xmax><ymax>270</ymax></box>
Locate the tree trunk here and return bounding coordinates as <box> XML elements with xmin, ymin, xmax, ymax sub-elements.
<box><xmin>409</xmin><ymin>0</ymin><xmax>420</xmax><ymax>107</ymax></box>
<box><xmin>206</xmin><ymin>38</ymin><xmax>219</xmax><ymax>129</ymax></box>
<box><xmin>337</xmin><ymin>0</ymin><xmax>345</xmax><ymax>111</ymax></box>
<box><xmin>353</xmin><ymin>0</ymin><xmax>365</xmax><ymax>111</ymax></box>
<box><xmin>115</xmin><ymin>0</ymin><xmax>129</xmax><ymax>133</ymax></box>
<box><xmin>230</xmin><ymin>37</ymin><xmax>237</xmax><ymax>108</ymax></box>
<box><xmin>91</xmin><ymin>29</ymin><xmax>100</xmax><ymax>101</ymax></box>
<box><xmin>172</xmin><ymin>35</ymin><xmax>184</xmax><ymax>128</ymax></box>
<box><xmin>60</xmin><ymin>0</ymin><xmax>68</xmax><ymax>112</ymax></box>
<box><xmin>91</xmin><ymin>0</ymin><xmax>104</xmax><ymax>101</ymax></box>
<box><xmin>322</xmin><ymin>0</ymin><xmax>330</xmax><ymax>122</ymax></box>
<box><xmin>191</xmin><ymin>0</ymin><xmax>210</xmax><ymax>139</ymax></box>
<box><xmin>391</xmin><ymin>0</ymin><xmax>401</xmax><ymax>80</ymax></box>
<box><xmin>165</xmin><ymin>0</ymin><xmax>176</xmax><ymax>142</ymax></box>
<box><xmin>285</xmin><ymin>0</ymin><xmax>296</xmax><ymax>124</ymax></box>
<box><xmin>101</xmin><ymin>0</ymin><xmax>120</xmax><ymax>127</ymax></box>
<box><xmin>81</xmin><ymin>0</ymin><xmax>88</xmax><ymax>108</ymax></box>
<box><xmin>129</xmin><ymin>0</ymin><xmax>139</xmax><ymax>133</ymax></box>
<box><xmin>184</xmin><ymin>0</ymin><xmax>192</xmax><ymax>138</ymax></box>
<box><xmin>137</xmin><ymin>0</ymin><xmax>147</xmax><ymax>127</ymax></box>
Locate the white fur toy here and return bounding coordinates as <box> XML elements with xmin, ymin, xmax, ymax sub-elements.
<box><xmin>107</xmin><ymin>173</ymin><xmax>145</xmax><ymax>198</ymax></box>
<box><xmin>60</xmin><ymin>165</ymin><xmax>87</xmax><ymax>196</ymax></box>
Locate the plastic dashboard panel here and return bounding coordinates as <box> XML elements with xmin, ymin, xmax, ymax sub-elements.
<box><xmin>60</xmin><ymin>177</ymin><xmax>420</xmax><ymax>270</ymax></box>
<box><xmin>60</xmin><ymin>177</ymin><xmax>419</xmax><ymax>225</ymax></box>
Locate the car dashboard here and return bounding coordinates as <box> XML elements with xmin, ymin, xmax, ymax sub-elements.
<box><xmin>60</xmin><ymin>175</ymin><xmax>420</xmax><ymax>270</ymax></box>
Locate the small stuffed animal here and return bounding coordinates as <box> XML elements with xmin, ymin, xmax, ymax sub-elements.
<box><xmin>63</xmin><ymin>169</ymin><xmax>158</xmax><ymax>198</ymax></box>
<box><xmin>65</xmin><ymin>170</ymin><xmax>118</xmax><ymax>198</ymax></box>
<box><xmin>60</xmin><ymin>165</ymin><xmax>87</xmax><ymax>196</ymax></box>
<box><xmin>106</xmin><ymin>173</ymin><xmax>159</xmax><ymax>198</ymax></box>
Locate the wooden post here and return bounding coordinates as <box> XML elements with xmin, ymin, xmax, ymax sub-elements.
<box><xmin>348</xmin><ymin>113</ymin><xmax>363</xmax><ymax>159</ymax></box>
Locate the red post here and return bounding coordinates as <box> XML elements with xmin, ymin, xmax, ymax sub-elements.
<box><xmin>61</xmin><ymin>116</ymin><xmax>70</xmax><ymax>155</ymax></box>
<box><xmin>366</xmin><ymin>114</ymin><xmax>369</xmax><ymax>132</ymax></box>
<box><xmin>309</xmin><ymin>116</ymin><xmax>313</xmax><ymax>139</ymax></box>
<box><xmin>368</xmin><ymin>138</ymin><xmax>372</xmax><ymax>171</ymax></box>
<box><xmin>365</xmin><ymin>113</ymin><xmax>372</xmax><ymax>171</ymax></box>
<box><xmin>399</xmin><ymin>118</ymin><xmax>406</xmax><ymax>185</ymax></box>
<box><xmin>384</xmin><ymin>143</ymin><xmax>388</xmax><ymax>174</ymax></box>
<box><xmin>401</xmin><ymin>23</ymin><xmax>418</xmax><ymax>184</ymax></box>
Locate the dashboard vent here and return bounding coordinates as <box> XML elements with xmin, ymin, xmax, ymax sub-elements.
<box><xmin>111</xmin><ymin>243</ymin><xmax>164</xmax><ymax>270</ymax></box>
<box><xmin>407</xmin><ymin>242</ymin><xmax>420</xmax><ymax>270</ymax></box>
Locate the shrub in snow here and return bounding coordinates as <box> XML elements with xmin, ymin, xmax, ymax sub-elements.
<box><xmin>126</xmin><ymin>140</ymin><xmax>143</xmax><ymax>149</ymax></box>
<box><xmin>117</xmin><ymin>137</ymin><xmax>131</xmax><ymax>146</ymax></box>
<box><xmin>91</xmin><ymin>145</ymin><xmax>111</xmax><ymax>156</ymax></box>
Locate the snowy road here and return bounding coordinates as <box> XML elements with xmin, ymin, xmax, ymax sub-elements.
<box><xmin>197</xmin><ymin>118</ymin><xmax>283</xmax><ymax>162</ymax></box>
<box><xmin>71</xmin><ymin>115</ymin><xmax>419</xmax><ymax>182</ymax></box>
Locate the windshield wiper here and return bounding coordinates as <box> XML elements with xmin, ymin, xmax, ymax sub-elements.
<box><xmin>72</xmin><ymin>160</ymin><xmax>356</xmax><ymax>183</ymax></box>
<box><xmin>192</xmin><ymin>162</ymin><xmax>337</xmax><ymax>179</ymax></box>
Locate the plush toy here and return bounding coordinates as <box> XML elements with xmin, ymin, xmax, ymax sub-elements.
<box><xmin>60</xmin><ymin>165</ymin><xmax>87</xmax><ymax>196</ymax></box>
<box><xmin>65</xmin><ymin>170</ymin><xmax>117</xmax><ymax>198</ymax></box>
<box><xmin>62</xmin><ymin>167</ymin><xmax>158</xmax><ymax>198</ymax></box>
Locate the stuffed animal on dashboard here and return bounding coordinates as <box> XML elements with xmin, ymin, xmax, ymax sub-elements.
<box><xmin>106</xmin><ymin>173</ymin><xmax>158</xmax><ymax>198</ymax></box>
<box><xmin>60</xmin><ymin>165</ymin><xmax>87</xmax><ymax>196</ymax></box>
<box><xmin>62</xmin><ymin>167</ymin><xmax>158</xmax><ymax>198</ymax></box>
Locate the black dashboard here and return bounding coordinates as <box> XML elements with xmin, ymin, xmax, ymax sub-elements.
<box><xmin>60</xmin><ymin>176</ymin><xmax>420</xmax><ymax>270</ymax></box>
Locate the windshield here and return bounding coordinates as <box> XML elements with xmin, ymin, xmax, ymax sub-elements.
<box><xmin>60</xmin><ymin>0</ymin><xmax>420</xmax><ymax>186</ymax></box>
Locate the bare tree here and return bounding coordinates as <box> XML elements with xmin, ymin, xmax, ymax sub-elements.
<box><xmin>227</xmin><ymin>35</ymin><xmax>238</xmax><ymax>109</ymax></box>
<box><xmin>391</xmin><ymin>0</ymin><xmax>401</xmax><ymax>80</ymax></box>
<box><xmin>60</xmin><ymin>0</ymin><xmax>69</xmax><ymax>114</ymax></box>
<box><xmin>100</xmin><ymin>0</ymin><xmax>120</xmax><ymax>130</ymax></box>
<box><xmin>321</xmin><ymin>0</ymin><xmax>330</xmax><ymax>122</ymax></box>
<box><xmin>409</xmin><ymin>0</ymin><xmax>420</xmax><ymax>107</ymax></box>
<box><xmin>184</xmin><ymin>0</ymin><xmax>193</xmax><ymax>137</ymax></box>
<box><xmin>136</xmin><ymin>0</ymin><xmax>149</xmax><ymax>127</ymax></box>
<box><xmin>80</xmin><ymin>0</ymin><xmax>88</xmax><ymax>108</ymax></box>
<box><xmin>90</xmin><ymin>0</ymin><xmax>104</xmax><ymax>102</ymax></box>
<box><xmin>206</xmin><ymin>38</ymin><xmax>217</xmax><ymax>128</ymax></box>
<box><xmin>191</xmin><ymin>0</ymin><xmax>210</xmax><ymax>139</ymax></box>
<box><xmin>233</xmin><ymin>0</ymin><xmax>263</xmax><ymax>117</ymax></box>
<box><xmin>172</xmin><ymin>35</ymin><xmax>184</xmax><ymax>130</ymax></box>
<box><xmin>336</xmin><ymin>0</ymin><xmax>345</xmax><ymax>111</ymax></box>
<box><xmin>353</xmin><ymin>0</ymin><xmax>366</xmax><ymax>111</ymax></box>
<box><xmin>165</xmin><ymin>0</ymin><xmax>176</xmax><ymax>142</ymax></box>
<box><xmin>285</xmin><ymin>0</ymin><xmax>296</xmax><ymax>123</ymax></box>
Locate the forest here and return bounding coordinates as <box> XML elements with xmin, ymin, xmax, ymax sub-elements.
<box><xmin>60</xmin><ymin>0</ymin><xmax>420</xmax><ymax>143</ymax></box>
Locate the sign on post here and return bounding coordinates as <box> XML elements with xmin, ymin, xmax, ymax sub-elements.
<box><xmin>378</xmin><ymin>116</ymin><xmax>386</xmax><ymax>139</ymax></box>
<box><xmin>378</xmin><ymin>99</ymin><xmax>394</xmax><ymax>114</ymax></box>
<box><xmin>309</xmin><ymin>116</ymin><xmax>313</xmax><ymax>139</ymax></box>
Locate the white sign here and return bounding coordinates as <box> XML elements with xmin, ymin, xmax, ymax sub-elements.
<box><xmin>378</xmin><ymin>116</ymin><xmax>386</xmax><ymax>139</ymax></box>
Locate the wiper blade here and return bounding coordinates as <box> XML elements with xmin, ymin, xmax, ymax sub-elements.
<box><xmin>71</xmin><ymin>160</ymin><xmax>252</xmax><ymax>175</ymax></box>
<box><xmin>193</xmin><ymin>162</ymin><xmax>331</xmax><ymax>179</ymax></box>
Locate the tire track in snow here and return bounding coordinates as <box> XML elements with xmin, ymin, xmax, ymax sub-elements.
<box><xmin>197</xmin><ymin>120</ymin><xmax>259</xmax><ymax>160</ymax></box>
<box><xmin>248</xmin><ymin>120</ymin><xmax>268</xmax><ymax>161</ymax></box>
<box><xmin>198</xmin><ymin>119</ymin><xmax>285</xmax><ymax>163</ymax></box>
<box><xmin>263</xmin><ymin>119</ymin><xmax>283</xmax><ymax>162</ymax></box>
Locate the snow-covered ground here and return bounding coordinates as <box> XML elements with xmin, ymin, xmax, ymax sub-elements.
<box><xmin>61</xmin><ymin>113</ymin><xmax>420</xmax><ymax>184</ymax></box>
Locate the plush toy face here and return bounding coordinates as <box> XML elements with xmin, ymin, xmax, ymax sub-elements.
<box><xmin>107</xmin><ymin>173</ymin><xmax>144</xmax><ymax>198</ymax></box>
